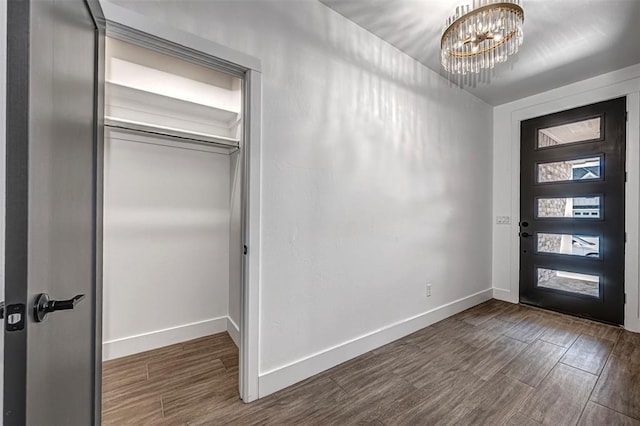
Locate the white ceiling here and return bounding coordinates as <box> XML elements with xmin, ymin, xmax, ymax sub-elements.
<box><xmin>319</xmin><ymin>0</ymin><xmax>640</xmax><ymax>105</ymax></box>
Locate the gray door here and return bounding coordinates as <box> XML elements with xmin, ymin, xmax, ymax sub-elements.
<box><xmin>4</xmin><ymin>0</ymin><xmax>103</xmax><ymax>424</ymax></box>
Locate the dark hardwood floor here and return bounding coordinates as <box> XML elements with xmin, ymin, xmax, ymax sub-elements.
<box><xmin>102</xmin><ymin>300</ymin><xmax>640</xmax><ymax>425</ymax></box>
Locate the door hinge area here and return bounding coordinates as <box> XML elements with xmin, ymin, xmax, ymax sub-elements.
<box><xmin>624</xmin><ymin>293</ymin><xmax>627</xmax><ymax>304</ymax></box>
<box><xmin>626</xmin><ymin>111</ymin><xmax>629</xmax><ymax>122</ymax></box>
<box><xmin>625</xmin><ymin>171</ymin><xmax>628</xmax><ymax>182</ymax></box>
<box><xmin>625</xmin><ymin>232</ymin><xmax>628</xmax><ymax>243</ymax></box>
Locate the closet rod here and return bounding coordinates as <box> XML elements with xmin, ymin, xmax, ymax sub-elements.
<box><xmin>105</xmin><ymin>116</ymin><xmax>240</xmax><ymax>150</ymax></box>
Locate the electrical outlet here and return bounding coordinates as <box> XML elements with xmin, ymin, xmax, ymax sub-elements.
<box><xmin>496</xmin><ymin>216</ymin><xmax>511</xmax><ymax>225</ymax></box>
<box><xmin>426</xmin><ymin>284</ymin><xmax>432</xmax><ymax>297</ymax></box>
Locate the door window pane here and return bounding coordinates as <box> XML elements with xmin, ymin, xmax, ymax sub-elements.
<box><xmin>537</xmin><ymin>268</ymin><xmax>599</xmax><ymax>297</ymax></box>
<box><xmin>537</xmin><ymin>157</ymin><xmax>601</xmax><ymax>183</ymax></box>
<box><xmin>537</xmin><ymin>196</ymin><xmax>600</xmax><ymax>218</ymax></box>
<box><xmin>538</xmin><ymin>117</ymin><xmax>601</xmax><ymax>148</ymax></box>
<box><xmin>537</xmin><ymin>233</ymin><xmax>600</xmax><ymax>258</ymax></box>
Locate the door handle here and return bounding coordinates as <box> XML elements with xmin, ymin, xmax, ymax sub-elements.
<box><xmin>34</xmin><ymin>293</ymin><xmax>85</xmax><ymax>322</ymax></box>
<box><xmin>520</xmin><ymin>232</ymin><xmax>532</xmax><ymax>238</ymax></box>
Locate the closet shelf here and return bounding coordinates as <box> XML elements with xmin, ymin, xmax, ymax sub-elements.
<box><xmin>105</xmin><ymin>81</ymin><xmax>240</xmax><ymax>128</ymax></box>
<box><xmin>105</xmin><ymin>116</ymin><xmax>240</xmax><ymax>150</ymax></box>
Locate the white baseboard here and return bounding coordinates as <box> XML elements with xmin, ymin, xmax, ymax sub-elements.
<box><xmin>227</xmin><ymin>316</ymin><xmax>240</xmax><ymax>347</ymax></box>
<box><xmin>258</xmin><ymin>288</ymin><xmax>493</xmax><ymax>398</ymax></box>
<box><xmin>103</xmin><ymin>316</ymin><xmax>228</xmax><ymax>361</ymax></box>
<box><xmin>493</xmin><ymin>288</ymin><xmax>518</xmax><ymax>303</ymax></box>
<box><xmin>625</xmin><ymin>318</ymin><xmax>640</xmax><ymax>334</ymax></box>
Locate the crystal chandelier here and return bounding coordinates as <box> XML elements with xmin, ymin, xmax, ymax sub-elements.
<box><xmin>441</xmin><ymin>0</ymin><xmax>524</xmax><ymax>74</ymax></box>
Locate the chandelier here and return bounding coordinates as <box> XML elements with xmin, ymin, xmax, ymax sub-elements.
<box><xmin>441</xmin><ymin>0</ymin><xmax>524</xmax><ymax>74</ymax></box>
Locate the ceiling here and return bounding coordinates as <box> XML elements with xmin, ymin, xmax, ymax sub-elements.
<box><xmin>319</xmin><ymin>0</ymin><xmax>640</xmax><ymax>105</ymax></box>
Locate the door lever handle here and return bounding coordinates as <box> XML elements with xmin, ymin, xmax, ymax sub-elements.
<box><xmin>520</xmin><ymin>232</ymin><xmax>532</xmax><ymax>238</ymax></box>
<box><xmin>34</xmin><ymin>293</ymin><xmax>85</xmax><ymax>322</ymax></box>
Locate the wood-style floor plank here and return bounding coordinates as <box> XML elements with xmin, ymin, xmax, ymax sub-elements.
<box><xmin>560</xmin><ymin>334</ymin><xmax>614</xmax><ymax>375</ymax></box>
<box><xmin>505</xmin><ymin>412</ymin><xmax>543</xmax><ymax>426</ymax></box>
<box><xmin>501</xmin><ymin>338</ymin><xmax>567</xmax><ymax>387</ymax></box>
<box><xmin>464</xmin><ymin>335</ymin><xmax>528</xmax><ymax>380</ymax></box>
<box><xmin>457</xmin><ymin>299</ymin><xmax>509</xmax><ymax>326</ymax></box>
<box><xmin>504</xmin><ymin>311</ymin><xmax>548</xmax><ymax>343</ymax></box>
<box><xmin>613</xmin><ymin>330</ymin><xmax>640</xmax><ymax>363</ymax></box>
<box><xmin>102</xmin><ymin>332</ymin><xmax>238</xmax><ymax>425</ymax></box>
<box><xmin>580</xmin><ymin>321</ymin><xmax>622</xmax><ymax>342</ymax></box>
<box><xmin>399</xmin><ymin>357</ymin><xmax>484</xmax><ymax>408</ymax></box>
<box><xmin>538</xmin><ymin>318</ymin><xmax>584</xmax><ymax>348</ymax></box>
<box><xmin>518</xmin><ymin>363</ymin><xmax>598</xmax><ymax>425</ymax></box>
<box><xmin>494</xmin><ymin>303</ymin><xmax>533</xmax><ymax>324</ymax></box>
<box><xmin>591</xmin><ymin>355</ymin><xmax>640</xmax><ymax>420</ymax></box>
<box><xmin>578</xmin><ymin>401</ymin><xmax>640</xmax><ymax>426</ymax></box>
<box><xmin>102</xmin><ymin>394</ymin><xmax>164</xmax><ymax>425</ymax></box>
<box><xmin>102</xmin><ymin>301</ymin><xmax>640</xmax><ymax>425</ymax></box>
<box><xmin>455</xmin><ymin>373</ymin><xmax>535</xmax><ymax>425</ymax></box>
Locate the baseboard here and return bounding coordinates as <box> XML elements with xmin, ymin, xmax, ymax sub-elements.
<box><xmin>103</xmin><ymin>316</ymin><xmax>228</xmax><ymax>361</ymax></box>
<box><xmin>493</xmin><ymin>288</ymin><xmax>518</xmax><ymax>303</ymax></box>
<box><xmin>258</xmin><ymin>288</ymin><xmax>493</xmax><ymax>398</ymax></box>
<box><xmin>227</xmin><ymin>316</ymin><xmax>240</xmax><ymax>347</ymax></box>
<box><xmin>624</xmin><ymin>319</ymin><xmax>640</xmax><ymax>334</ymax></box>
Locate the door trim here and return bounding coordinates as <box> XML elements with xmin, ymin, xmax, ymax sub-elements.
<box><xmin>87</xmin><ymin>3</ymin><xmax>107</xmax><ymax>422</ymax></box>
<box><xmin>98</xmin><ymin>2</ymin><xmax>263</xmax><ymax>402</ymax></box>
<box><xmin>4</xmin><ymin>1</ymin><xmax>31</xmax><ymax>423</ymax></box>
<box><xmin>493</xmin><ymin>74</ymin><xmax>640</xmax><ymax>333</ymax></box>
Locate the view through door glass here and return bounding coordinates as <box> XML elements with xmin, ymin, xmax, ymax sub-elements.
<box><xmin>519</xmin><ymin>97</ymin><xmax>626</xmax><ymax>325</ymax></box>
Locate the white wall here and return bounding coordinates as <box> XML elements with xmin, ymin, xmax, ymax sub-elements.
<box><xmin>111</xmin><ymin>0</ymin><xmax>494</xmax><ymax>396</ymax></box>
<box><xmin>102</xmin><ymin>130</ymin><xmax>233</xmax><ymax>359</ymax></box>
<box><xmin>492</xmin><ymin>64</ymin><xmax>640</xmax><ymax>333</ymax></box>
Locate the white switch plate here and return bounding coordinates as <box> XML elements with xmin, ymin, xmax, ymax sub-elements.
<box><xmin>496</xmin><ymin>216</ymin><xmax>511</xmax><ymax>225</ymax></box>
<box><xmin>426</xmin><ymin>284</ymin><xmax>432</xmax><ymax>297</ymax></box>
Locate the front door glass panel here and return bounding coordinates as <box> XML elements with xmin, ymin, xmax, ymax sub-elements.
<box><xmin>537</xmin><ymin>157</ymin><xmax>601</xmax><ymax>183</ymax></box>
<box><xmin>536</xmin><ymin>196</ymin><xmax>601</xmax><ymax>219</ymax></box>
<box><xmin>537</xmin><ymin>233</ymin><xmax>600</xmax><ymax>258</ymax></box>
<box><xmin>537</xmin><ymin>117</ymin><xmax>601</xmax><ymax>148</ymax></box>
<box><xmin>537</xmin><ymin>268</ymin><xmax>600</xmax><ymax>298</ymax></box>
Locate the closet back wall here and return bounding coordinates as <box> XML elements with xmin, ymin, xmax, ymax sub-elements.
<box><xmin>102</xmin><ymin>131</ymin><xmax>231</xmax><ymax>360</ymax></box>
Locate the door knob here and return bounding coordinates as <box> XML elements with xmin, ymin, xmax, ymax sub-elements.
<box><xmin>34</xmin><ymin>293</ymin><xmax>85</xmax><ymax>322</ymax></box>
<box><xmin>520</xmin><ymin>232</ymin><xmax>532</xmax><ymax>238</ymax></box>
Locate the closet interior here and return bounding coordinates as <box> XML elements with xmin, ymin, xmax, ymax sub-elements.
<box><xmin>101</xmin><ymin>37</ymin><xmax>243</xmax><ymax>419</ymax></box>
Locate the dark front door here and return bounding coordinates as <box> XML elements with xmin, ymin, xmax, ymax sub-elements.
<box><xmin>519</xmin><ymin>97</ymin><xmax>626</xmax><ymax>325</ymax></box>
<box><xmin>4</xmin><ymin>0</ymin><xmax>103</xmax><ymax>424</ymax></box>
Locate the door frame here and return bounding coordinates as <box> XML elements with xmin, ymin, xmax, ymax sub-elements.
<box><xmin>97</xmin><ymin>0</ymin><xmax>263</xmax><ymax>405</ymax></box>
<box><xmin>494</xmin><ymin>75</ymin><xmax>640</xmax><ymax>332</ymax></box>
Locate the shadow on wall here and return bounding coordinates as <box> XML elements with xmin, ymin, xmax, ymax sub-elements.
<box><xmin>113</xmin><ymin>0</ymin><xmax>492</xmax><ymax>268</ymax></box>
<box><xmin>110</xmin><ymin>0</ymin><xmax>493</xmax><ymax>369</ymax></box>
<box><xmin>256</xmin><ymin>0</ymin><xmax>492</xmax><ymax>304</ymax></box>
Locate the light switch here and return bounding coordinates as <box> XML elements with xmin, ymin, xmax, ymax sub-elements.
<box><xmin>496</xmin><ymin>216</ymin><xmax>511</xmax><ymax>225</ymax></box>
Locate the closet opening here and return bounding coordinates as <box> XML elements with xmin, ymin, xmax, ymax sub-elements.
<box><xmin>100</xmin><ymin>37</ymin><xmax>245</xmax><ymax>423</ymax></box>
